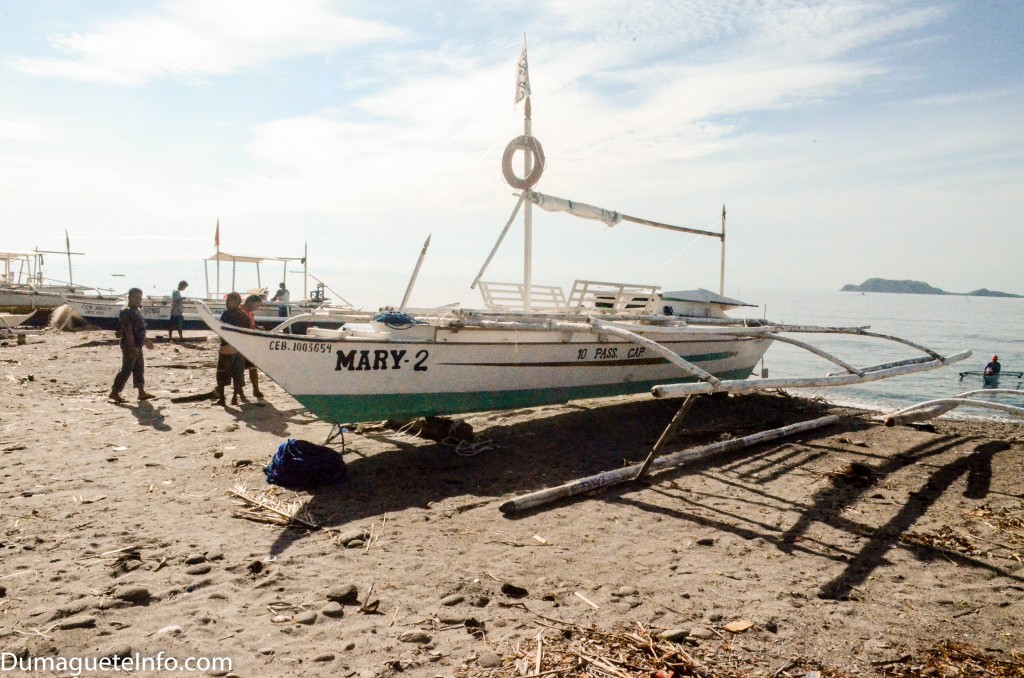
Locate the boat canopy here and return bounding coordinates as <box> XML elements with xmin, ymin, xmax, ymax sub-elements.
<box><xmin>204</xmin><ymin>249</ymin><xmax>308</xmax><ymax>299</ymax></box>
<box><xmin>206</xmin><ymin>251</ymin><xmax>303</xmax><ymax>264</ymax></box>
<box><xmin>662</xmin><ymin>289</ymin><xmax>755</xmax><ymax>308</ymax></box>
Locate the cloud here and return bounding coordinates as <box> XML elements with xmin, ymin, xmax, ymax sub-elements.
<box><xmin>0</xmin><ymin>116</ymin><xmax>67</xmax><ymax>144</ymax></box>
<box><xmin>8</xmin><ymin>0</ymin><xmax>402</xmax><ymax>85</ymax></box>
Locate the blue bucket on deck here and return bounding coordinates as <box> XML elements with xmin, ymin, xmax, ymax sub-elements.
<box><xmin>264</xmin><ymin>439</ymin><xmax>347</xmax><ymax>489</ymax></box>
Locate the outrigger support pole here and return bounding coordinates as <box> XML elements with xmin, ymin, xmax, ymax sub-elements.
<box><xmin>562</xmin><ymin>318</ymin><xmax>722</xmax><ymax>386</ymax></box>
<box><xmin>633</xmin><ymin>395</ymin><xmax>698</xmax><ymax>481</ymax></box>
<box><xmin>499</xmin><ymin>414</ymin><xmax>842</xmax><ymax>514</ymax></box>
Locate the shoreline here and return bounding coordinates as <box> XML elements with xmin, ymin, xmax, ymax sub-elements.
<box><xmin>1</xmin><ymin>328</ymin><xmax>1022</xmax><ymax>676</ymax></box>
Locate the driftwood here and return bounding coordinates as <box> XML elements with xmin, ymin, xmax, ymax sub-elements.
<box><xmin>499</xmin><ymin>414</ymin><xmax>841</xmax><ymax>514</ymax></box>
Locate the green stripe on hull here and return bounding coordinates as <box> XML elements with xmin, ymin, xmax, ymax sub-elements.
<box><xmin>296</xmin><ymin>366</ymin><xmax>757</xmax><ymax>424</ymax></box>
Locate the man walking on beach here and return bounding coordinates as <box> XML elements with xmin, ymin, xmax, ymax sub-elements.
<box><xmin>110</xmin><ymin>288</ymin><xmax>154</xmax><ymax>403</ymax></box>
<box><xmin>169</xmin><ymin>280</ymin><xmax>188</xmax><ymax>342</ymax></box>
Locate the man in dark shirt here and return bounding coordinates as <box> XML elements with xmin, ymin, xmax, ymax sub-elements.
<box><xmin>985</xmin><ymin>355</ymin><xmax>1001</xmax><ymax>375</ymax></box>
<box><xmin>109</xmin><ymin>288</ymin><xmax>154</xmax><ymax>402</ymax></box>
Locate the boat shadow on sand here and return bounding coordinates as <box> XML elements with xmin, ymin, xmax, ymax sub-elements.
<box><xmin>261</xmin><ymin>392</ymin><xmax>1023</xmax><ymax>594</ymax></box>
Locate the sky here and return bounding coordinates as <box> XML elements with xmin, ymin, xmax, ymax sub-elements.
<box><xmin>1</xmin><ymin>0</ymin><xmax>1021</xmax><ymax>307</ymax></box>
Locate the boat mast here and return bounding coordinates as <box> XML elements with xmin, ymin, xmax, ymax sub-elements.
<box><xmin>65</xmin><ymin>230</ymin><xmax>73</xmax><ymax>286</ymax></box>
<box><xmin>517</xmin><ymin>34</ymin><xmax>533</xmax><ymax>312</ymax></box>
<box><xmin>215</xmin><ymin>218</ymin><xmax>221</xmax><ymax>298</ymax></box>
<box><xmin>523</xmin><ymin>96</ymin><xmax>533</xmax><ymax>311</ymax></box>
<box><xmin>719</xmin><ymin>205</ymin><xmax>726</xmax><ymax>296</ymax></box>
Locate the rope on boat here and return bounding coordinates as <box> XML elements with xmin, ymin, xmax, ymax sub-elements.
<box><xmin>373</xmin><ymin>310</ymin><xmax>423</xmax><ymax>329</ymax></box>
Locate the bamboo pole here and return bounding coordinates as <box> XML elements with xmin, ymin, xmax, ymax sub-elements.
<box><xmin>585</xmin><ymin>320</ymin><xmax>720</xmax><ymax>386</ymax></box>
<box><xmin>400</xmin><ymin>234</ymin><xmax>431</xmax><ymax>311</ymax></box>
<box><xmin>498</xmin><ymin>414</ymin><xmax>841</xmax><ymax>514</ymax></box>
<box><xmin>633</xmin><ymin>395</ymin><xmax>696</xmax><ymax>480</ymax></box>
<box><xmin>719</xmin><ymin>205</ymin><xmax>725</xmax><ymax>296</ymax></box>
<box><xmin>653</xmin><ymin>350</ymin><xmax>971</xmax><ymax>398</ymax></box>
<box><xmin>883</xmin><ymin>389</ymin><xmax>1024</xmax><ymax>425</ymax></box>
<box><xmin>471</xmin><ymin>194</ymin><xmax>525</xmax><ymax>290</ymax></box>
<box><xmin>768</xmin><ymin>334</ymin><xmax>863</xmax><ymax>375</ymax></box>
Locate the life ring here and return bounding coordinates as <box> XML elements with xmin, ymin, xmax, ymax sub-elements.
<box><xmin>501</xmin><ymin>135</ymin><xmax>546</xmax><ymax>190</ymax></box>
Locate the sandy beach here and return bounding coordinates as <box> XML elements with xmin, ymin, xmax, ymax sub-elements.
<box><xmin>1</xmin><ymin>327</ymin><xmax>1022</xmax><ymax>677</ymax></box>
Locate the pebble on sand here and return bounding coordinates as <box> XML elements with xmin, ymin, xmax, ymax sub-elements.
<box><xmin>500</xmin><ymin>582</ymin><xmax>528</xmax><ymax>598</ymax></box>
<box><xmin>56</xmin><ymin>615</ymin><xmax>96</xmax><ymax>630</ymax></box>
<box><xmin>326</xmin><ymin>584</ymin><xmax>360</xmax><ymax>604</ymax></box>
<box><xmin>322</xmin><ymin>601</ymin><xmax>345</xmax><ymax>618</ymax></box>
<box><xmin>114</xmin><ymin>586</ymin><xmax>152</xmax><ymax>604</ymax></box>
<box><xmin>295</xmin><ymin>611</ymin><xmax>317</xmax><ymax>625</ymax></box>
<box><xmin>658</xmin><ymin>629</ymin><xmax>690</xmax><ymax>642</ymax></box>
<box><xmin>398</xmin><ymin>630</ymin><xmax>432</xmax><ymax>644</ymax></box>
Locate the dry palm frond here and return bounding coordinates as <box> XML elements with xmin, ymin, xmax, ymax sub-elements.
<box><xmin>228</xmin><ymin>482</ymin><xmax>319</xmax><ymax>529</ymax></box>
<box><xmin>881</xmin><ymin>641</ymin><xmax>1024</xmax><ymax>677</ymax></box>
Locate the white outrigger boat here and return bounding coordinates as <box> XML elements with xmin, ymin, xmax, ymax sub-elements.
<box><xmin>197</xmin><ymin>45</ymin><xmax>969</xmax><ymax>430</ymax></box>
<box><xmin>65</xmin><ymin>246</ymin><xmax>357</xmax><ymax>333</ymax></box>
<box><xmin>1</xmin><ymin>244</ymin><xmax>100</xmax><ymax>319</ymax></box>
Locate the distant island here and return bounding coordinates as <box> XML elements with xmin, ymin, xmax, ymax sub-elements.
<box><xmin>841</xmin><ymin>278</ymin><xmax>1022</xmax><ymax>298</ymax></box>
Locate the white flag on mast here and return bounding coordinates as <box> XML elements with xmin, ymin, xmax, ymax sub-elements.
<box><xmin>514</xmin><ymin>34</ymin><xmax>531</xmax><ymax>105</ymax></box>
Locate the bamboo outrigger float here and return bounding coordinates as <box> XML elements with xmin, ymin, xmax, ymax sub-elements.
<box><xmin>882</xmin><ymin>389</ymin><xmax>1024</xmax><ymax>426</ymax></box>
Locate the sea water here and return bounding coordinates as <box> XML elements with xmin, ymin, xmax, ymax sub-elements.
<box><xmin>732</xmin><ymin>289</ymin><xmax>1024</xmax><ymax>421</ymax></box>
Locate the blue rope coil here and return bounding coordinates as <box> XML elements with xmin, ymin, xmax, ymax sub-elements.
<box><xmin>372</xmin><ymin>310</ymin><xmax>423</xmax><ymax>329</ymax></box>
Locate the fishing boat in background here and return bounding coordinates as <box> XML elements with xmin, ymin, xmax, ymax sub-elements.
<box><xmin>958</xmin><ymin>369</ymin><xmax>1023</xmax><ymax>388</ymax></box>
<box><xmin>65</xmin><ymin>243</ymin><xmax>359</xmax><ymax>334</ymax></box>
<box><xmin>0</xmin><ymin>241</ymin><xmax>104</xmax><ymax>323</ymax></box>
<box><xmin>197</xmin><ymin>42</ymin><xmax>968</xmax><ymax>430</ymax></box>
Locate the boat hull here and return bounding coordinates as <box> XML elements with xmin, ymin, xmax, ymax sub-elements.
<box><xmin>198</xmin><ymin>304</ymin><xmax>772</xmax><ymax>424</ymax></box>
<box><xmin>65</xmin><ymin>295</ymin><xmax>348</xmax><ymax>334</ymax></box>
<box><xmin>0</xmin><ymin>311</ymin><xmax>36</xmax><ymax>329</ymax></box>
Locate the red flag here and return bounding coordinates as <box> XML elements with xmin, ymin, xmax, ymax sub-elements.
<box><xmin>215</xmin><ymin>219</ymin><xmax>220</xmax><ymax>248</ymax></box>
